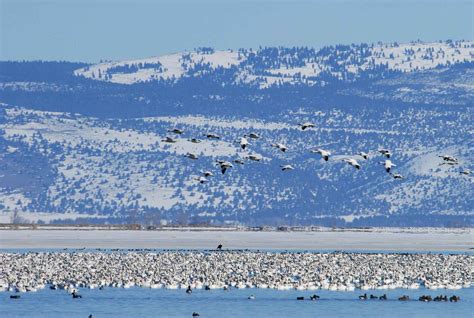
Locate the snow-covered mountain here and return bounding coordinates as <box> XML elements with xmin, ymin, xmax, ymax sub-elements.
<box><xmin>74</xmin><ymin>40</ymin><xmax>473</xmax><ymax>88</ymax></box>
<box><xmin>0</xmin><ymin>40</ymin><xmax>473</xmax><ymax>226</ymax></box>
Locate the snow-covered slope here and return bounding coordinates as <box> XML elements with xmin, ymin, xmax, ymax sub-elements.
<box><xmin>74</xmin><ymin>49</ymin><xmax>243</xmax><ymax>84</ymax></box>
<box><xmin>1</xmin><ymin>39</ymin><xmax>473</xmax><ymax>226</ymax></box>
<box><xmin>1</xmin><ymin>103</ymin><xmax>472</xmax><ymax>226</ymax></box>
<box><xmin>74</xmin><ymin>40</ymin><xmax>474</xmax><ymax>87</ymax></box>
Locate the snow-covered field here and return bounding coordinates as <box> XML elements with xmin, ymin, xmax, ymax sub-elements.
<box><xmin>0</xmin><ymin>229</ymin><xmax>472</xmax><ymax>251</ymax></box>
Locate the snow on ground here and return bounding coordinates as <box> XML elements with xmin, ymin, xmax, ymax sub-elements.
<box><xmin>0</xmin><ymin>212</ymin><xmax>108</xmax><ymax>223</ymax></box>
<box><xmin>74</xmin><ymin>50</ymin><xmax>244</xmax><ymax>85</ymax></box>
<box><xmin>74</xmin><ymin>41</ymin><xmax>474</xmax><ymax>86</ymax></box>
<box><xmin>143</xmin><ymin>115</ymin><xmax>291</xmax><ymax>130</ymax></box>
<box><xmin>0</xmin><ymin>192</ymin><xmax>31</xmax><ymax>211</ymax></box>
<box><xmin>405</xmin><ymin>146</ymin><xmax>469</xmax><ymax>178</ymax></box>
<box><xmin>189</xmin><ymin>50</ymin><xmax>242</xmax><ymax>68</ymax></box>
<box><xmin>267</xmin><ymin>62</ymin><xmax>323</xmax><ymax>78</ymax></box>
<box><xmin>0</xmin><ymin>229</ymin><xmax>472</xmax><ymax>251</ymax></box>
<box><xmin>2</xmin><ymin>108</ymin><xmax>242</xmax><ymax>157</ymax></box>
<box><xmin>74</xmin><ymin>53</ymin><xmax>185</xmax><ymax>84</ymax></box>
<box><xmin>368</xmin><ymin>41</ymin><xmax>473</xmax><ymax>72</ymax></box>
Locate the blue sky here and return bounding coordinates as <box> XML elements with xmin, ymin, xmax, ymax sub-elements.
<box><xmin>1</xmin><ymin>0</ymin><xmax>472</xmax><ymax>62</ymax></box>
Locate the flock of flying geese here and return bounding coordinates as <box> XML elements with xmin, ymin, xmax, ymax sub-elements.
<box><xmin>161</xmin><ymin>122</ymin><xmax>470</xmax><ymax>184</ymax></box>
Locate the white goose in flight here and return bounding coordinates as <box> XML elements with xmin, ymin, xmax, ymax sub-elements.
<box><xmin>271</xmin><ymin>143</ymin><xmax>287</xmax><ymax>152</ymax></box>
<box><xmin>195</xmin><ymin>176</ymin><xmax>208</xmax><ymax>184</ymax></box>
<box><xmin>216</xmin><ymin>160</ymin><xmax>233</xmax><ymax>174</ymax></box>
<box><xmin>439</xmin><ymin>155</ymin><xmax>458</xmax><ymax>163</ymax></box>
<box><xmin>298</xmin><ymin>122</ymin><xmax>315</xmax><ymax>130</ymax></box>
<box><xmin>201</xmin><ymin>170</ymin><xmax>214</xmax><ymax>177</ymax></box>
<box><xmin>168</xmin><ymin>128</ymin><xmax>184</xmax><ymax>134</ymax></box>
<box><xmin>358</xmin><ymin>152</ymin><xmax>369</xmax><ymax>160</ymax></box>
<box><xmin>245</xmin><ymin>133</ymin><xmax>260</xmax><ymax>139</ymax></box>
<box><xmin>343</xmin><ymin>158</ymin><xmax>361</xmax><ymax>169</ymax></box>
<box><xmin>311</xmin><ymin>148</ymin><xmax>331</xmax><ymax>161</ymax></box>
<box><xmin>184</xmin><ymin>153</ymin><xmax>198</xmax><ymax>160</ymax></box>
<box><xmin>205</xmin><ymin>133</ymin><xmax>220</xmax><ymax>139</ymax></box>
<box><xmin>234</xmin><ymin>159</ymin><xmax>245</xmax><ymax>165</ymax></box>
<box><xmin>381</xmin><ymin>159</ymin><xmax>396</xmax><ymax>173</ymax></box>
<box><xmin>280</xmin><ymin>164</ymin><xmax>295</xmax><ymax>171</ymax></box>
<box><xmin>378</xmin><ymin>149</ymin><xmax>391</xmax><ymax>158</ymax></box>
<box><xmin>391</xmin><ymin>173</ymin><xmax>404</xmax><ymax>179</ymax></box>
<box><xmin>239</xmin><ymin>137</ymin><xmax>249</xmax><ymax>150</ymax></box>
<box><xmin>247</xmin><ymin>154</ymin><xmax>263</xmax><ymax>162</ymax></box>
<box><xmin>162</xmin><ymin>136</ymin><xmax>177</xmax><ymax>143</ymax></box>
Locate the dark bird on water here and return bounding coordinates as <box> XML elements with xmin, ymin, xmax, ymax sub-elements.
<box><xmin>72</xmin><ymin>291</ymin><xmax>82</xmax><ymax>299</ymax></box>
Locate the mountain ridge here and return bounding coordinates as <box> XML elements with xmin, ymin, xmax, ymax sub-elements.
<box><xmin>74</xmin><ymin>40</ymin><xmax>473</xmax><ymax>88</ymax></box>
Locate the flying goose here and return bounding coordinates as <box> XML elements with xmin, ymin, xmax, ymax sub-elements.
<box><xmin>195</xmin><ymin>176</ymin><xmax>208</xmax><ymax>184</ymax></box>
<box><xmin>205</xmin><ymin>133</ymin><xmax>220</xmax><ymax>139</ymax></box>
<box><xmin>311</xmin><ymin>148</ymin><xmax>331</xmax><ymax>161</ymax></box>
<box><xmin>216</xmin><ymin>160</ymin><xmax>233</xmax><ymax>174</ymax></box>
<box><xmin>245</xmin><ymin>133</ymin><xmax>260</xmax><ymax>139</ymax></box>
<box><xmin>378</xmin><ymin>149</ymin><xmax>391</xmax><ymax>158</ymax></box>
<box><xmin>391</xmin><ymin>173</ymin><xmax>404</xmax><ymax>179</ymax></box>
<box><xmin>234</xmin><ymin>159</ymin><xmax>245</xmax><ymax>165</ymax></box>
<box><xmin>358</xmin><ymin>152</ymin><xmax>369</xmax><ymax>160</ymax></box>
<box><xmin>439</xmin><ymin>155</ymin><xmax>458</xmax><ymax>163</ymax></box>
<box><xmin>381</xmin><ymin>159</ymin><xmax>396</xmax><ymax>173</ymax></box>
<box><xmin>271</xmin><ymin>143</ymin><xmax>287</xmax><ymax>152</ymax></box>
<box><xmin>162</xmin><ymin>137</ymin><xmax>177</xmax><ymax>143</ymax></box>
<box><xmin>184</xmin><ymin>153</ymin><xmax>198</xmax><ymax>160</ymax></box>
<box><xmin>343</xmin><ymin>158</ymin><xmax>361</xmax><ymax>169</ymax></box>
<box><xmin>239</xmin><ymin>137</ymin><xmax>249</xmax><ymax>150</ymax></box>
<box><xmin>201</xmin><ymin>170</ymin><xmax>214</xmax><ymax>177</ymax></box>
<box><xmin>247</xmin><ymin>154</ymin><xmax>263</xmax><ymax>162</ymax></box>
<box><xmin>298</xmin><ymin>122</ymin><xmax>315</xmax><ymax>130</ymax></box>
<box><xmin>280</xmin><ymin>164</ymin><xmax>295</xmax><ymax>171</ymax></box>
<box><xmin>168</xmin><ymin>128</ymin><xmax>183</xmax><ymax>134</ymax></box>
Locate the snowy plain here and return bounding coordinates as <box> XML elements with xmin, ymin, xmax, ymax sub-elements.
<box><xmin>0</xmin><ymin>228</ymin><xmax>472</xmax><ymax>251</ymax></box>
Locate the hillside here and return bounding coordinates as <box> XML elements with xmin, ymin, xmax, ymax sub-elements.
<box><xmin>74</xmin><ymin>40</ymin><xmax>473</xmax><ymax>88</ymax></box>
<box><xmin>0</xmin><ymin>40</ymin><xmax>472</xmax><ymax>226</ymax></box>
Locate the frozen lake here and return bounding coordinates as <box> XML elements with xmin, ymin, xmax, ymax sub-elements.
<box><xmin>0</xmin><ymin>229</ymin><xmax>472</xmax><ymax>251</ymax></box>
